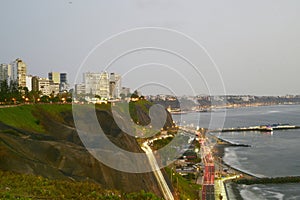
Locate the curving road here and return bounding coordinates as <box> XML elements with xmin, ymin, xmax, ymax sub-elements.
<box><xmin>142</xmin><ymin>142</ymin><xmax>174</xmax><ymax>200</ymax></box>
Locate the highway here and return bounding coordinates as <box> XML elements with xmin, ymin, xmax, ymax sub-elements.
<box><xmin>142</xmin><ymin>142</ymin><xmax>174</xmax><ymax>200</ymax></box>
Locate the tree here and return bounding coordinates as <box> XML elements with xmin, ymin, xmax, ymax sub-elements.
<box><xmin>40</xmin><ymin>95</ymin><xmax>50</xmax><ymax>103</ymax></box>
<box><xmin>120</xmin><ymin>93</ymin><xmax>126</xmax><ymax>100</ymax></box>
<box><xmin>28</xmin><ymin>90</ymin><xmax>42</xmax><ymax>103</ymax></box>
<box><xmin>131</xmin><ymin>93</ymin><xmax>139</xmax><ymax>99</ymax></box>
<box><xmin>0</xmin><ymin>80</ymin><xmax>9</xmax><ymax>102</ymax></box>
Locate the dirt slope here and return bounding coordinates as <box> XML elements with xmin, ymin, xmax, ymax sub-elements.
<box><xmin>0</xmin><ymin>103</ymin><xmax>174</xmax><ymax>197</ymax></box>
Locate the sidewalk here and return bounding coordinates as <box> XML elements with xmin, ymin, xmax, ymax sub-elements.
<box><xmin>214</xmin><ymin>175</ymin><xmax>239</xmax><ymax>200</ymax></box>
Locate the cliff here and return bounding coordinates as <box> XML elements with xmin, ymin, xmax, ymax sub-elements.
<box><xmin>0</xmin><ymin>102</ymin><xmax>174</xmax><ymax>197</ymax></box>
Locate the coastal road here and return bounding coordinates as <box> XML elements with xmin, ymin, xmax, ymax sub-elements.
<box><xmin>142</xmin><ymin>142</ymin><xmax>174</xmax><ymax>200</ymax></box>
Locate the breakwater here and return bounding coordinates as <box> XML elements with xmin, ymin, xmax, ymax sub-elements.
<box><xmin>210</xmin><ymin>124</ymin><xmax>300</xmax><ymax>133</ymax></box>
<box><xmin>233</xmin><ymin>176</ymin><xmax>300</xmax><ymax>185</ymax></box>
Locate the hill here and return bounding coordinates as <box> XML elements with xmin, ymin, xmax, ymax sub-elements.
<box><xmin>0</xmin><ymin>102</ymin><xmax>174</xmax><ymax>198</ymax></box>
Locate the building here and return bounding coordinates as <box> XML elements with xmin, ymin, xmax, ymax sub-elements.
<box><xmin>59</xmin><ymin>73</ymin><xmax>68</xmax><ymax>91</ymax></box>
<box><xmin>49</xmin><ymin>82</ymin><xmax>60</xmax><ymax>96</ymax></box>
<box><xmin>31</xmin><ymin>76</ymin><xmax>39</xmax><ymax>92</ymax></box>
<box><xmin>48</xmin><ymin>72</ymin><xmax>60</xmax><ymax>84</ymax></box>
<box><xmin>79</xmin><ymin>71</ymin><xmax>123</xmax><ymax>98</ymax></box>
<box><xmin>11</xmin><ymin>58</ymin><xmax>27</xmax><ymax>88</ymax></box>
<box><xmin>84</xmin><ymin>72</ymin><xmax>101</xmax><ymax>95</ymax></box>
<box><xmin>48</xmin><ymin>72</ymin><xmax>68</xmax><ymax>92</ymax></box>
<box><xmin>32</xmin><ymin>77</ymin><xmax>59</xmax><ymax>96</ymax></box>
<box><xmin>60</xmin><ymin>73</ymin><xmax>67</xmax><ymax>84</ymax></box>
<box><xmin>75</xmin><ymin>83</ymin><xmax>86</xmax><ymax>95</ymax></box>
<box><xmin>0</xmin><ymin>63</ymin><xmax>16</xmax><ymax>86</ymax></box>
<box><xmin>37</xmin><ymin>78</ymin><xmax>51</xmax><ymax>96</ymax></box>
<box><xmin>26</xmin><ymin>75</ymin><xmax>33</xmax><ymax>91</ymax></box>
<box><xmin>1</xmin><ymin>59</ymin><xmax>27</xmax><ymax>88</ymax></box>
<box><xmin>0</xmin><ymin>64</ymin><xmax>10</xmax><ymax>83</ymax></box>
<box><xmin>109</xmin><ymin>73</ymin><xmax>121</xmax><ymax>99</ymax></box>
<box><xmin>99</xmin><ymin>71</ymin><xmax>109</xmax><ymax>98</ymax></box>
<box><xmin>120</xmin><ymin>87</ymin><xmax>131</xmax><ymax>97</ymax></box>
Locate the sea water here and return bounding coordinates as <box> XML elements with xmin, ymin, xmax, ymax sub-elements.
<box><xmin>172</xmin><ymin>105</ymin><xmax>300</xmax><ymax>199</ymax></box>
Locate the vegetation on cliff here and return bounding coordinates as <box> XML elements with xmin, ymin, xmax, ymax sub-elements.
<box><xmin>0</xmin><ymin>170</ymin><xmax>162</xmax><ymax>200</ymax></box>
<box><xmin>165</xmin><ymin>167</ymin><xmax>200</xmax><ymax>200</ymax></box>
<box><xmin>0</xmin><ymin>102</ymin><xmax>174</xmax><ymax>198</ymax></box>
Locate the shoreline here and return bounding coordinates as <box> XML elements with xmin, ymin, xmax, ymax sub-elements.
<box><xmin>178</xmin><ymin>102</ymin><xmax>300</xmax><ymax>114</ymax></box>
<box><xmin>212</xmin><ymin>141</ymin><xmax>257</xmax><ymax>200</ymax></box>
<box><xmin>213</xmin><ymin>140</ymin><xmax>300</xmax><ymax>199</ymax></box>
<box><xmin>213</xmin><ymin>143</ymin><xmax>257</xmax><ymax>179</ymax></box>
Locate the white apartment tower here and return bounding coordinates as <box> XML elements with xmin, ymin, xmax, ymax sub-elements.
<box><xmin>11</xmin><ymin>58</ymin><xmax>27</xmax><ymax>88</ymax></box>
<box><xmin>84</xmin><ymin>72</ymin><xmax>101</xmax><ymax>95</ymax></box>
<box><xmin>26</xmin><ymin>75</ymin><xmax>33</xmax><ymax>91</ymax></box>
<box><xmin>80</xmin><ymin>71</ymin><xmax>121</xmax><ymax>99</ymax></box>
<box><xmin>99</xmin><ymin>71</ymin><xmax>109</xmax><ymax>98</ymax></box>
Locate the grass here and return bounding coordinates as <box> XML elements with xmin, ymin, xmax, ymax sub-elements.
<box><xmin>35</xmin><ymin>104</ymin><xmax>72</xmax><ymax>123</ymax></box>
<box><xmin>0</xmin><ymin>170</ymin><xmax>162</xmax><ymax>200</ymax></box>
<box><xmin>165</xmin><ymin>167</ymin><xmax>201</xmax><ymax>200</ymax></box>
<box><xmin>0</xmin><ymin>104</ymin><xmax>74</xmax><ymax>133</ymax></box>
<box><xmin>0</xmin><ymin>105</ymin><xmax>45</xmax><ymax>133</ymax></box>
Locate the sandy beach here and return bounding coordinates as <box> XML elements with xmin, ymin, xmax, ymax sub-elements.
<box><xmin>213</xmin><ymin>140</ymin><xmax>257</xmax><ymax>179</ymax></box>
<box><xmin>212</xmin><ymin>142</ymin><xmax>257</xmax><ymax>200</ymax></box>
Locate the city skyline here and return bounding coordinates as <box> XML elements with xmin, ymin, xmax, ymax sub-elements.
<box><xmin>1</xmin><ymin>1</ymin><xmax>300</xmax><ymax>96</ymax></box>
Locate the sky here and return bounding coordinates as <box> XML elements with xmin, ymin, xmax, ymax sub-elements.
<box><xmin>1</xmin><ymin>0</ymin><xmax>300</xmax><ymax>96</ymax></box>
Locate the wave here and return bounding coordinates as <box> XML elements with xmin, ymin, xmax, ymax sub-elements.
<box><xmin>287</xmin><ymin>195</ymin><xmax>300</xmax><ymax>200</ymax></box>
<box><xmin>223</xmin><ymin>148</ymin><xmax>242</xmax><ymax>168</ymax></box>
<box><xmin>267</xmin><ymin>110</ymin><xmax>280</xmax><ymax>113</ymax></box>
<box><xmin>240</xmin><ymin>185</ymin><xmax>284</xmax><ymax>200</ymax></box>
<box><xmin>223</xmin><ymin>148</ymin><xmax>266</xmax><ymax>178</ymax></box>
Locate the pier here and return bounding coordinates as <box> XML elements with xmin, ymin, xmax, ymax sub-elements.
<box><xmin>210</xmin><ymin>124</ymin><xmax>300</xmax><ymax>133</ymax></box>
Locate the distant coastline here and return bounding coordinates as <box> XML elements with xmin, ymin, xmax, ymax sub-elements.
<box><xmin>150</xmin><ymin>95</ymin><xmax>300</xmax><ymax>113</ymax></box>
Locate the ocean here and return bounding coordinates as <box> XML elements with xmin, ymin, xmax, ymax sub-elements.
<box><xmin>172</xmin><ymin>105</ymin><xmax>300</xmax><ymax>199</ymax></box>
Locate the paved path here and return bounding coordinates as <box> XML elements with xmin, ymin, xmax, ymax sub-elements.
<box><xmin>0</xmin><ymin>105</ymin><xmax>19</xmax><ymax>108</ymax></box>
<box><xmin>214</xmin><ymin>175</ymin><xmax>240</xmax><ymax>200</ymax></box>
<box><xmin>142</xmin><ymin>142</ymin><xmax>174</xmax><ymax>200</ymax></box>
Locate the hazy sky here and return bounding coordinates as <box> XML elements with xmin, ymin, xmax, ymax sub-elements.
<box><xmin>1</xmin><ymin>0</ymin><xmax>299</xmax><ymax>96</ymax></box>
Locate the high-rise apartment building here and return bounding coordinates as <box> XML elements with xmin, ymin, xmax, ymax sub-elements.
<box><xmin>0</xmin><ymin>64</ymin><xmax>11</xmax><ymax>83</ymax></box>
<box><xmin>120</xmin><ymin>87</ymin><xmax>131</xmax><ymax>97</ymax></box>
<box><xmin>26</xmin><ymin>75</ymin><xmax>33</xmax><ymax>91</ymax></box>
<box><xmin>11</xmin><ymin>58</ymin><xmax>26</xmax><ymax>88</ymax></box>
<box><xmin>48</xmin><ymin>72</ymin><xmax>68</xmax><ymax>92</ymax></box>
<box><xmin>60</xmin><ymin>73</ymin><xmax>67</xmax><ymax>84</ymax></box>
<box><xmin>109</xmin><ymin>73</ymin><xmax>121</xmax><ymax>99</ymax></box>
<box><xmin>48</xmin><ymin>72</ymin><xmax>60</xmax><ymax>84</ymax></box>
<box><xmin>31</xmin><ymin>76</ymin><xmax>39</xmax><ymax>92</ymax></box>
<box><xmin>75</xmin><ymin>83</ymin><xmax>86</xmax><ymax>95</ymax></box>
<box><xmin>59</xmin><ymin>73</ymin><xmax>68</xmax><ymax>91</ymax></box>
<box><xmin>84</xmin><ymin>72</ymin><xmax>101</xmax><ymax>95</ymax></box>
<box><xmin>99</xmin><ymin>72</ymin><xmax>109</xmax><ymax>98</ymax></box>
<box><xmin>79</xmin><ymin>71</ymin><xmax>122</xmax><ymax>99</ymax></box>
<box><xmin>1</xmin><ymin>59</ymin><xmax>27</xmax><ymax>87</ymax></box>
